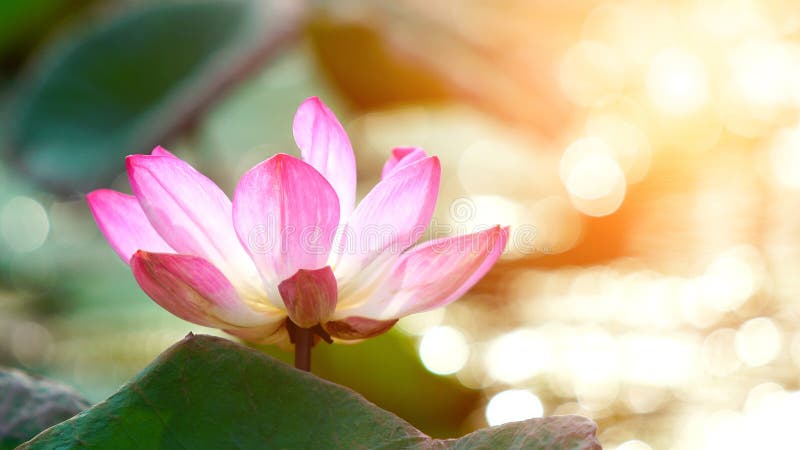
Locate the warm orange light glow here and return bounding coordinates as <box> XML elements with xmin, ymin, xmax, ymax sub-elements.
<box><xmin>559</xmin><ymin>41</ymin><xmax>625</xmax><ymax>107</ymax></box>
<box><xmin>646</xmin><ymin>48</ymin><xmax>709</xmax><ymax>116</ymax></box>
<box><xmin>562</xmin><ymin>145</ymin><xmax>627</xmax><ymax>217</ymax></box>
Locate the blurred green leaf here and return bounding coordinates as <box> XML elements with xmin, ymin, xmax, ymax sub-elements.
<box><xmin>4</xmin><ymin>0</ymin><xmax>304</xmax><ymax>194</ymax></box>
<box><xmin>0</xmin><ymin>368</ymin><xmax>89</xmax><ymax>450</ymax></box>
<box><xmin>21</xmin><ymin>334</ymin><xmax>600</xmax><ymax>449</ymax></box>
<box><xmin>0</xmin><ymin>0</ymin><xmax>87</xmax><ymax>63</ymax></box>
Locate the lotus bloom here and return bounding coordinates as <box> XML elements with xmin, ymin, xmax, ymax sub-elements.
<box><xmin>87</xmin><ymin>97</ymin><xmax>508</xmax><ymax>346</ymax></box>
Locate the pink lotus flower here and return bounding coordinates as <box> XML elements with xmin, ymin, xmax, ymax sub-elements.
<box><xmin>87</xmin><ymin>97</ymin><xmax>508</xmax><ymax>345</ymax></box>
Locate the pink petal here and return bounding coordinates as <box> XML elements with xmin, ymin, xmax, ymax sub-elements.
<box><xmin>278</xmin><ymin>266</ymin><xmax>338</xmax><ymax>328</ymax></box>
<box><xmin>126</xmin><ymin>154</ymin><xmax>255</xmax><ymax>282</ymax></box>
<box><xmin>150</xmin><ymin>145</ymin><xmax>177</xmax><ymax>158</ymax></box>
<box><xmin>323</xmin><ymin>316</ymin><xmax>397</xmax><ymax>341</ymax></box>
<box><xmin>86</xmin><ymin>189</ymin><xmax>172</xmax><ymax>263</ymax></box>
<box><xmin>381</xmin><ymin>147</ymin><xmax>427</xmax><ymax>180</ymax></box>
<box><xmin>347</xmin><ymin>226</ymin><xmax>509</xmax><ymax>320</ymax></box>
<box><xmin>130</xmin><ymin>251</ymin><xmax>279</xmax><ymax>328</ymax></box>
<box><xmin>333</xmin><ymin>156</ymin><xmax>441</xmax><ymax>280</ymax></box>
<box><xmin>293</xmin><ymin>97</ymin><xmax>356</xmax><ymax>219</ymax></box>
<box><xmin>232</xmin><ymin>154</ymin><xmax>340</xmax><ymax>286</ymax></box>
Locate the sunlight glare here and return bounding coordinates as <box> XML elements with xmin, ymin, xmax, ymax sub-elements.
<box><xmin>735</xmin><ymin>317</ymin><xmax>781</xmax><ymax>367</ymax></box>
<box><xmin>486</xmin><ymin>328</ymin><xmax>552</xmax><ymax>383</ymax></box>
<box><xmin>419</xmin><ymin>326</ymin><xmax>470</xmax><ymax>375</ymax></box>
<box><xmin>485</xmin><ymin>389</ymin><xmax>544</xmax><ymax>426</ymax></box>
<box><xmin>646</xmin><ymin>48</ymin><xmax>709</xmax><ymax>116</ymax></box>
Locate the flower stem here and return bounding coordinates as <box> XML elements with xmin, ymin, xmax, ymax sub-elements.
<box><xmin>293</xmin><ymin>325</ymin><xmax>312</xmax><ymax>372</ymax></box>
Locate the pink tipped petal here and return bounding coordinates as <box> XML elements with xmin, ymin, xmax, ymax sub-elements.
<box><xmin>86</xmin><ymin>189</ymin><xmax>172</xmax><ymax>263</ymax></box>
<box><xmin>126</xmin><ymin>155</ymin><xmax>255</xmax><ymax>281</ymax></box>
<box><xmin>278</xmin><ymin>266</ymin><xmax>338</xmax><ymax>328</ymax></box>
<box><xmin>130</xmin><ymin>251</ymin><xmax>278</xmax><ymax>328</ymax></box>
<box><xmin>349</xmin><ymin>226</ymin><xmax>509</xmax><ymax>320</ymax></box>
<box><xmin>150</xmin><ymin>146</ymin><xmax>178</xmax><ymax>158</ymax></box>
<box><xmin>333</xmin><ymin>156</ymin><xmax>441</xmax><ymax>279</ymax></box>
<box><xmin>232</xmin><ymin>154</ymin><xmax>340</xmax><ymax>286</ymax></box>
<box><xmin>381</xmin><ymin>147</ymin><xmax>427</xmax><ymax>180</ymax></box>
<box><xmin>323</xmin><ymin>316</ymin><xmax>398</xmax><ymax>341</ymax></box>
<box><xmin>293</xmin><ymin>97</ymin><xmax>356</xmax><ymax>218</ymax></box>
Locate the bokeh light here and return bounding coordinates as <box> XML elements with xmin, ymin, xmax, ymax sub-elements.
<box><xmin>0</xmin><ymin>196</ymin><xmax>50</xmax><ymax>253</ymax></box>
<box><xmin>560</xmin><ymin>138</ymin><xmax>627</xmax><ymax>217</ymax></box>
<box><xmin>735</xmin><ymin>318</ymin><xmax>782</xmax><ymax>367</ymax></box>
<box><xmin>485</xmin><ymin>389</ymin><xmax>544</xmax><ymax>426</ymax></box>
<box><xmin>615</xmin><ymin>440</ymin><xmax>652</xmax><ymax>450</ymax></box>
<box><xmin>584</xmin><ymin>113</ymin><xmax>651</xmax><ymax>183</ymax></box>
<box><xmin>485</xmin><ymin>328</ymin><xmax>551</xmax><ymax>384</ymax></box>
<box><xmin>646</xmin><ymin>48</ymin><xmax>709</xmax><ymax>116</ymax></box>
<box><xmin>418</xmin><ymin>326</ymin><xmax>470</xmax><ymax>376</ymax></box>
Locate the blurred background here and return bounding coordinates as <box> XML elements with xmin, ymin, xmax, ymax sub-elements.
<box><xmin>2</xmin><ymin>0</ymin><xmax>800</xmax><ymax>448</ymax></box>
